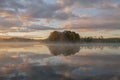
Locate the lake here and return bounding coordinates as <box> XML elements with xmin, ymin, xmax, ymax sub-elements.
<box><xmin>0</xmin><ymin>42</ymin><xmax>120</xmax><ymax>80</ymax></box>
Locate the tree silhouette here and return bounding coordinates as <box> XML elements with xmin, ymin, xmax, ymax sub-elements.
<box><xmin>48</xmin><ymin>31</ymin><xmax>80</xmax><ymax>42</ymax></box>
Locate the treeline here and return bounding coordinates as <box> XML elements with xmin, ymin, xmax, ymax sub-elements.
<box><xmin>47</xmin><ymin>31</ymin><xmax>120</xmax><ymax>43</ymax></box>
<box><xmin>0</xmin><ymin>37</ymin><xmax>37</xmax><ymax>42</ymax></box>
<box><xmin>81</xmin><ymin>37</ymin><xmax>120</xmax><ymax>43</ymax></box>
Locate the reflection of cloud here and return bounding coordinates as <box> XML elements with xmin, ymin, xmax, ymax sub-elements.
<box><xmin>0</xmin><ymin>44</ymin><xmax>120</xmax><ymax>80</ymax></box>
<box><xmin>0</xmin><ymin>43</ymin><xmax>120</xmax><ymax>80</ymax></box>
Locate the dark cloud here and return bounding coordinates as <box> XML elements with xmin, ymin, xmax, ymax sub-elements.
<box><xmin>0</xmin><ymin>0</ymin><xmax>120</xmax><ymax>33</ymax></box>
<box><xmin>0</xmin><ymin>0</ymin><xmax>77</xmax><ymax>21</ymax></box>
<box><xmin>0</xmin><ymin>0</ymin><xmax>26</xmax><ymax>9</ymax></box>
<box><xmin>62</xmin><ymin>0</ymin><xmax>120</xmax><ymax>9</ymax></box>
<box><xmin>25</xmin><ymin>0</ymin><xmax>76</xmax><ymax>20</ymax></box>
<box><xmin>63</xmin><ymin>16</ymin><xmax>120</xmax><ymax>31</ymax></box>
<box><xmin>0</xmin><ymin>18</ymin><xmax>22</xmax><ymax>29</ymax></box>
<box><xmin>28</xmin><ymin>25</ymin><xmax>57</xmax><ymax>30</ymax></box>
<box><xmin>70</xmin><ymin>22</ymin><xmax>120</xmax><ymax>30</ymax></box>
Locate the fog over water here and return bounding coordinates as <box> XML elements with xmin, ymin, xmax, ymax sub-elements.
<box><xmin>0</xmin><ymin>42</ymin><xmax>120</xmax><ymax>80</ymax></box>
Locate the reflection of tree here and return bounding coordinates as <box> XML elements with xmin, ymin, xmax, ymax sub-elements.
<box><xmin>80</xmin><ymin>44</ymin><xmax>120</xmax><ymax>50</ymax></box>
<box><xmin>47</xmin><ymin>45</ymin><xmax>80</xmax><ymax>56</ymax></box>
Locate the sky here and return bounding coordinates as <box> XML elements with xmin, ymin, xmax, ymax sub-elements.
<box><xmin>0</xmin><ymin>0</ymin><xmax>120</xmax><ymax>39</ymax></box>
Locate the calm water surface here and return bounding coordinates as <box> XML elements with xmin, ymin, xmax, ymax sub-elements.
<box><xmin>0</xmin><ymin>42</ymin><xmax>120</xmax><ymax>80</ymax></box>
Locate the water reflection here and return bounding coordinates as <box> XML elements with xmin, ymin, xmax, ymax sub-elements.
<box><xmin>80</xmin><ymin>43</ymin><xmax>120</xmax><ymax>50</ymax></box>
<box><xmin>47</xmin><ymin>43</ymin><xmax>120</xmax><ymax>56</ymax></box>
<box><xmin>47</xmin><ymin>44</ymin><xmax>80</xmax><ymax>56</ymax></box>
<box><xmin>0</xmin><ymin>43</ymin><xmax>120</xmax><ymax>80</ymax></box>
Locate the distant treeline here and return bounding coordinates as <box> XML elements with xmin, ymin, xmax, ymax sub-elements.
<box><xmin>80</xmin><ymin>37</ymin><xmax>120</xmax><ymax>43</ymax></box>
<box><xmin>0</xmin><ymin>37</ymin><xmax>37</xmax><ymax>42</ymax></box>
<box><xmin>47</xmin><ymin>31</ymin><xmax>120</xmax><ymax>43</ymax></box>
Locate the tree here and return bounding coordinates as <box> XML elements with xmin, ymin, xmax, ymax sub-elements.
<box><xmin>48</xmin><ymin>31</ymin><xmax>80</xmax><ymax>42</ymax></box>
<box><xmin>48</xmin><ymin>31</ymin><xmax>61</xmax><ymax>41</ymax></box>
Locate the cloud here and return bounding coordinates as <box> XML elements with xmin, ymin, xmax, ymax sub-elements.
<box><xmin>60</xmin><ymin>0</ymin><xmax>120</xmax><ymax>9</ymax></box>
<box><xmin>0</xmin><ymin>20</ymin><xmax>22</xmax><ymax>28</ymax></box>
<box><xmin>62</xmin><ymin>14</ymin><xmax>120</xmax><ymax>31</ymax></box>
<box><xmin>0</xmin><ymin>0</ymin><xmax>120</xmax><ymax>33</ymax></box>
<box><xmin>0</xmin><ymin>0</ymin><xmax>77</xmax><ymax>24</ymax></box>
<box><xmin>28</xmin><ymin>25</ymin><xmax>58</xmax><ymax>30</ymax></box>
<box><xmin>25</xmin><ymin>0</ymin><xmax>77</xmax><ymax>20</ymax></box>
<box><xmin>0</xmin><ymin>17</ymin><xmax>22</xmax><ymax>29</ymax></box>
